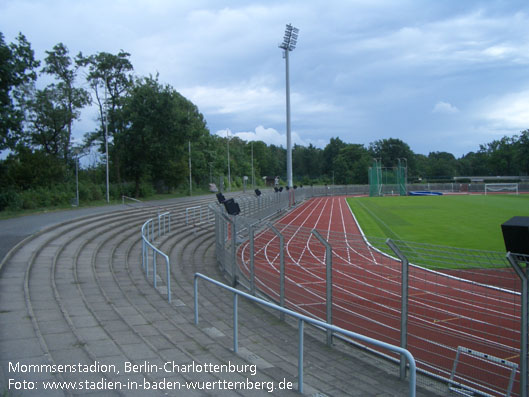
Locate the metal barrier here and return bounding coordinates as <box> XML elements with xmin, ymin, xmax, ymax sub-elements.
<box><xmin>158</xmin><ymin>211</ymin><xmax>171</xmax><ymax>238</ymax></box>
<box><xmin>141</xmin><ymin>216</ymin><xmax>171</xmax><ymax>303</ymax></box>
<box><xmin>185</xmin><ymin>205</ymin><xmax>213</xmax><ymax>226</ymax></box>
<box><xmin>209</xmin><ymin>188</ymin><xmax>521</xmax><ymax>395</ymax></box>
<box><xmin>122</xmin><ymin>195</ymin><xmax>143</xmax><ymax>205</ymax></box>
<box><xmin>193</xmin><ymin>272</ymin><xmax>417</xmax><ymax>396</ymax></box>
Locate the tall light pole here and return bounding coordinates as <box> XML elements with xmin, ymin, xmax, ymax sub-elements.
<box><xmin>103</xmin><ymin>74</ymin><xmax>110</xmax><ymax>203</ymax></box>
<box><xmin>279</xmin><ymin>23</ymin><xmax>299</xmax><ymax>188</ymax></box>
<box><xmin>251</xmin><ymin>141</ymin><xmax>255</xmax><ymax>188</ymax></box>
<box><xmin>75</xmin><ymin>152</ymin><xmax>88</xmax><ymax>207</ymax></box>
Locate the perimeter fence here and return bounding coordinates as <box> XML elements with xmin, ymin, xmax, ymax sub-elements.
<box><xmin>208</xmin><ymin>186</ymin><xmax>526</xmax><ymax>397</ymax></box>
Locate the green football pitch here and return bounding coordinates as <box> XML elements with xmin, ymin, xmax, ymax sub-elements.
<box><xmin>346</xmin><ymin>194</ymin><xmax>529</xmax><ymax>252</ymax></box>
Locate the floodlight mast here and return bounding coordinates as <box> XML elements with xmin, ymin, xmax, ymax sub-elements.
<box><xmin>279</xmin><ymin>23</ymin><xmax>299</xmax><ymax>188</ymax></box>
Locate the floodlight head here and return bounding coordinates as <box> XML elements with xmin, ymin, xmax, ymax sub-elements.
<box><xmin>279</xmin><ymin>23</ymin><xmax>299</xmax><ymax>52</ymax></box>
<box><xmin>223</xmin><ymin>198</ymin><xmax>240</xmax><ymax>216</ymax></box>
<box><xmin>216</xmin><ymin>192</ymin><xmax>226</xmax><ymax>203</ymax></box>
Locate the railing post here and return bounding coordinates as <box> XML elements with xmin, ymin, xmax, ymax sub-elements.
<box><xmin>216</xmin><ymin>212</ymin><xmax>224</xmax><ymax>272</ymax></box>
<box><xmin>269</xmin><ymin>224</ymin><xmax>285</xmax><ymax>320</ymax></box>
<box><xmin>311</xmin><ymin>229</ymin><xmax>333</xmax><ymax>346</ymax></box>
<box><xmin>231</xmin><ymin>215</ymin><xmax>237</xmax><ymax>287</ymax></box>
<box><xmin>194</xmin><ymin>275</ymin><xmax>199</xmax><ymax>325</ymax></box>
<box><xmin>386</xmin><ymin>238</ymin><xmax>409</xmax><ymax>380</ymax></box>
<box><xmin>145</xmin><ymin>244</ymin><xmax>149</xmax><ymax>278</ymax></box>
<box><xmin>153</xmin><ymin>251</ymin><xmax>157</xmax><ymax>288</ymax></box>
<box><xmin>250</xmin><ymin>224</ymin><xmax>255</xmax><ymax>295</ymax></box>
<box><xmin>507</xmin><ymin>252</ymin><xmax>528</xmax><ymax>397</ymax></box>
<box><xmin>298</xmin><ymin>318</ymin><xmax>304</xmax><ymax>393</ymax></box>
<box><xmin>166</xmin><ymin>256</ymin><xmax>171</xmax><ymax>303</ymax></box>
<box><xmin>233</xmin><ymin>293</ymin><xmax>239</xmax><ymax>353</ymax></box>
<box><xmin>142</xmin><ymin>238</ymin><xmax>145</xmax><ymax>270</ymax></box>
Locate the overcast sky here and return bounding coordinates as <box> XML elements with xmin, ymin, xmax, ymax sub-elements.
<box><xmin>2</xmin><ymin>0</ymin><xmax>529</xmax><ymax>157</ymax></box>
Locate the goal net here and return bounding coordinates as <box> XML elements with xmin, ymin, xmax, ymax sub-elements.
<box><xmin>484</xmin><ymin>183</ymin><xmax>518</xmax><ymax>195</ymax></box>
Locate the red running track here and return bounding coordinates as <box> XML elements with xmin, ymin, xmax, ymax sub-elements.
<box><xmin>239</xmin><ymin>196</ymin><xmax>522</xmax><ymax>396</ymax></box>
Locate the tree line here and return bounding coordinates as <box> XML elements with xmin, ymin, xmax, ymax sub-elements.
<box><xmin>1</xmin><ymin>32</ymin><xmax>528</xmax><ymax>211</ymax></box>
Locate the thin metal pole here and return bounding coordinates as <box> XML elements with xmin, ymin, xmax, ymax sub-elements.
<box><xmin>285</xmin><ymin>48</ymin><xmax>293</xmax><ymax>188</ymax></box>
<box><xmin>387</xmin><ymin>239</ymin><xmax>409</xmax><ymax>380</ymax></box>
<box><xmin>166</xmin><ymin>257</ymin><xmax>171</xmax><ymax>303</ymax></box>
<box><xmin>311</xmin><ymin>229</ymin><xmax>333</xmax><ymax>346</ymax></box>
<box><xmin>233</xmin><ymin>293</ymin><xmax>238</xmax><ymax>353</ymax></box>
<box><xmin>145</xmin><ymin>245</ymin><xmax>149</xmax><ymax>278</ymax></box>
<box><xmin>231</xmin><ymin>216</ymin><xmax>237</xmax><ymax>287</ymax></box>
<box><xmin>194</xmin><ymin>276</ymin><xmax>199</xmax><ymax>325</ymax></box>
<box><xmin>251</xmin><ymin>142</ymin><xmax>255</xmax><ymax>188</ymax></box>
<box><xmin>298</xmin><ymin>319</ymin><xmax>304</xmax><ymax>393</ymax></box>
<box><xmin>153</xmin><ymin>251</ymin><xmax>157</xmax><ymax>288</ymax></box>
<box><xmin>507</xmin><ymin>253</ymin><xmax>528</xmax><ymax>397</ymax></box>
<box><xmin>270</xmin><ymin>224</ymin><xmax>285</xmax><ymax>320</ymax></box>
<box><xmin>250</xmin><ymin>224</ymin><xmax>255</xmax><ymax>295</ymax></box>
<box><xmin>104</xmin><ymin>74</ymin><xmax>110</xmax><ymax>204</ymax></box>
<box><xmin>141</xmin><ymin>239</ymin><xmax>145</xmax><ymax>269</ymax></box>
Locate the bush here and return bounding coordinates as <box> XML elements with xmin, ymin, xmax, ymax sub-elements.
<box><xmin>0</xmin><ymin>189</ymin><xmax>22</xmax><ymax>211</ymax></box>
<box><xmin>138</xmin><ymin>182</ymin><xmax>155</xmax><ymax>198</ymax></box>
<box><xmin>19</xmin><ymin>190</ymin><xmax>39</xmax><ymax>209</ymax></box>
<box><xmin>15</xmin><ymin>185</ymin><xmax>74</xmax><ymax>210</ymax></box>
<box><xmin>89</xmin><ymin>183</ymin><xmax>104</xmax><ymax>201</ymax></box>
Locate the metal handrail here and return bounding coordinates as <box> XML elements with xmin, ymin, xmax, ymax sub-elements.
<box><xmin>193</xmin><ymin>272</ymin><xmax>416</xmax><ymax>396</ymax></box>
<box><xmin>157</xmin><ymin>211</ymin><xmax>171</xmax><ymax>238</ymax></box>
<box><xmin>185</xmin><ymin>205</ymin><xmax>212</xmax><ymax>226</ymax></box>
<box><xmin>122</xmin><ymin>195</ymin><xmax>143</xmax><ymax>205</ymax></box>
<box><xmin>141</xmin><ymin>218</ymin><xmax>171</xmax><ymax>303</ymax></box>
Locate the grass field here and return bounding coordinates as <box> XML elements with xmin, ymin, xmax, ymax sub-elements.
<box><xmin>347</xmin><ymin>194</ymin><xmax>529</xmax><ymax>252</ymax></box>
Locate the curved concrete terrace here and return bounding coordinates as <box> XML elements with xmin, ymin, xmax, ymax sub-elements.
<box><xmin>0</xmin><ymin>194</ymin><xmax>451</xmax><ymax>396</ymax></box>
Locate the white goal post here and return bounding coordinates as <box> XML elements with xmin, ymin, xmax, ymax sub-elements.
<box><xmin>484</xmin><ymin>183</ymin><xmax>519</xmax><ymax>195</ymax></box>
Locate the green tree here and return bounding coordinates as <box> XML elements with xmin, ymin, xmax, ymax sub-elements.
<box><xmin>479</xmin><ymin>136</ymin><xmax>517</xmax><ymax>176</ymax></box>
<box><xmin>0</xmin><ymin>32</ymin><xmax>40</xmax><ymax>150</ymax></box>
<box><xmin>369</xmin><ymin>137</ymin><xmax>416</xmax><ymax>173</ymax></box>
<box><xmin>333</xmin><ymin>144</ymin><xmax>370</xmax><ymax>184</ymax></box>
<box><xmin>118</xmin><ymin>75</ymin><xmax>208</xmax><ymax>196</ymax></box>
<box><xmin>457</xmin><ymin>151</ymin><xmax>489</xmax><ymax>176</ymax></box>
<box><xmin>426</xmin><ymin>151</ymin><xmax>458</xmax><ymax>180</ymax></box>
<box><xmin>322</xmin><ymin>137</ymin><xmax>346</xmax><ymax>177</ymax></box>
<box><xmin>515</xmin><ymin>130</ymin><xmax>529</xmax><ymax>175</ymax></box>
<box><xmin>26</xmin><ymin>87</ymin><xmax>71</xmax><ymax>157</ymax></box>
<box><xmin>250</xmin><ymin>140</ymin><xmax>270</xmax><ymax>182</ymax></box>
<box><xmin>293</xmin><ymin>143</ymin><xmax>323</xmax><ymax>181</ymax></box>
<box><xmin>413</xmin><ymin>154</ymin><xmax>428</xmax><ymax>181</ymax></box>
<box><xmin>76</xmin><ymin>51</ymin><xmax>133</xmax><ymax>146</ymax></box>
<box><xmin>41</xmin><ymin>43</ymin><xmax>90</xmax><ymax>161</ymax></box>
<box><xmin>77</xmin><ymin>50</ymin><xmax>134</xmax><ymax>184</ymax></box>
